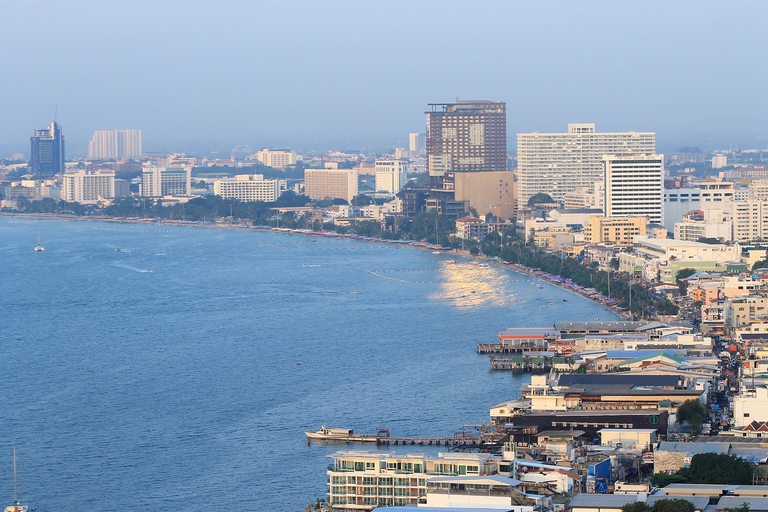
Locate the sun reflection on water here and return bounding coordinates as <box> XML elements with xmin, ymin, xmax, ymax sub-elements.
<box><xmin>430</xmin><ymin>261</ymin><xmax>514</xmax><ymax>309</ymax></box>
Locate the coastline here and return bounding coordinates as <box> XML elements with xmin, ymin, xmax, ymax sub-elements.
<box><xmin>2</xmin><ymin>211</ymin><xmax>627</xmax><ymax>318</ymax></box>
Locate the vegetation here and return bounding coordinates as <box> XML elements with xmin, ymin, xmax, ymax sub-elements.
<box><xmin>676</xmin><ymin>399</ymin><xmax>707</xmax><ymax>435</ymax></box>
<box><xmin>651</xmin><ymin>453</ymin><xmax>753</xmax><ymax>486</ymax></box>
<box><xmin>527</xmin><ymin>192</ymin><xmax>555</xmax><ymax>206</ymax></box>
<box><xmin>675</xmin><ymin>268</ymin><xmax>698</xmax><ymax>284</ymax></box>
<box><xmin>622</xmin><ymin>499</ymin><xmax>695</xmax><ymax>512</ymax></box>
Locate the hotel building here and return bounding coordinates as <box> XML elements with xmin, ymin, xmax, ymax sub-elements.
<box><xmin>213</xmin><ymin>174</ymin><xmax>283</xmax><ymax>202</ymax></box>
<box><xmin>305</xmin><ymin>168</ymin><xmax>358</xmax><ymax>202</ymax></box>
<box><xmin>374</xmin><ymin>159</ymin><xmax>408</xmax><ymax>194</ymax></box>
<box><xmin>603</xmin><ymin>154</ymin><xmax>664</xmax><ymax>224</ymax></box>
<box><xmin>250</xmin><ymin>148</ymin><xmax>297</xmax><ymax>168</ymax></box>
<box><xmin>62</xmin><ymin>169</ymin><xmax>116</xmax><ymax>204</ymax></box>
<box><xmin>140</xmin><ymin>165</ymin><xmax>191</xmax><ymax>197</ymax></box>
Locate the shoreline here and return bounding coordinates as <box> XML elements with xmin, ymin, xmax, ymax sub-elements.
<box><xmin>2</xmin><ymin>211</ymin><xmax>627</xmax><ymax>318</ymax></box>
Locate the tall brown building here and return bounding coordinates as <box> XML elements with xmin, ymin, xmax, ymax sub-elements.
<box><xmin>425</xmin><ymin>99</ymin><xmax>507</xmax><ymax>180</ymax></box>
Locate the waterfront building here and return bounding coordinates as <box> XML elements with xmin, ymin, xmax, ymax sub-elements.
<box><xmin>30</xmin><ymin>121</ymin><xmax>65</xmax><ymax>177</ymax></box>
<box><xmin>453</xmin><ymin>170</ymin><xmax>516</xmax><ymax>219</ymax></box>
<box><xmin>603</xmin><ymin>154</ymin><xmax>664</xmax><ymax>224</ymax></box>
<box><xmin>517</xmin><ymin>123</ymin><xmax>655</xmax><ymax>206</ymax></box>
<box><xmin>304</xmin><ymin>168</ymin><xmax>358</xmax><ymax>203</ymax></box>
<box><xmin>425</xmin><ymin>99</ymin><xmax>507</xmax><ymax>181</ymax></box>
<box><xmin>249</xmin><ymin>148</ymin><xmax>297</xmax><ymax>168</ymax></box>
<box><xmin>87</xmin><ymin>129</ymin><xmax>142</xmax><ymax>160</ymax></box>
<box><xmin>586</xmin><ymin>216</ymin><xmax>647</xmax><ymax>246</ymax></box>
<box><xmin>455</xmin><ymin>216</ymin><xmax>494</xmax><ymax>240</ymax></box>
<box><xmin>140</xmin><ymin>165</ymin><xmax>191</xmax><ymax>197</ymax></box>
<box><xmin>373</xmin><ymin>159</ymin><xmax>408</xmax><ymax>194</ymax></box>
<box><xmin>212</xmin><ymin>174</ymin><xmax>283</xmax><ymax>202</ymax></box>
<box><xmin>62</xmin><ymin>169</ymin><xmax>116</xmax><ymax>204</ymax></box>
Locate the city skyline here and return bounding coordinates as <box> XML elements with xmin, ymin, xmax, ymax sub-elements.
<box><xmin>2</xmin><ymin>1</ymin><xmax>768</xmax><ymax>155</ymax></box>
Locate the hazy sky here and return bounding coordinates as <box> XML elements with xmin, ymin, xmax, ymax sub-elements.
<box><xmin>2</xmin><ymin>0</ymin><xmax>767</xmax><ymax>155</ymax></box>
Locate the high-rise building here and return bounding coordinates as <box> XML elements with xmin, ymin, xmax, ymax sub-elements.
<box><xmin>453</xmin><ymin>171</ymin><xmax>515</xmax><ymax>219</ymax></box>
<box><xmin>30</xmin><ymin>121</ymin><xmax>65</xmax><ymax>177</ymax></box>
<box><xmin>213</xmin><ymin>174</ymin><xmax>283</xmax><ymax>202</ymax></box>
<box><xmin>140</xmin><ymin>165</ymin><xmax>191</xmax><ymax>197</ymax></box>
<box><xmin>304</xmin><ymin>168</ymin><xmax>357</xmax><ymax>202</ymax></box>
<box><xmin>374</xmin><ymin>159</ymin><xmax>408</xmax><ymax>194</ymax></box>
<box><xmin>425</xmin><ymin>99</ymin><xmax>507</xmax><ymax>180</ymax></box>
<box><xmin>87</xmin><ymin>130</ymin><xmax>142</xmax><ymax>160</ymax></box>
<box><xmin>604</xmin><ymin>154</ymin><xmax>664</xmax><ymax>225</ymax></box>
<box><xmin>62</xmin><ymin>170</ymin><xmax>116</xmax><ymax>204</ymax></box>
<box><xmin>517</xmin><ymin>123</ymin><xmax>655</xmax><ymax>206</ymax></box>
<box><xmin>712</xmin><ymin>154</ymin><xmax>728</xmax><ymax>169</ymax></box>
<box><xmin>409</xmin><ymin>132</ymin><xmax>425</xmax><ymax>154</ymax></box>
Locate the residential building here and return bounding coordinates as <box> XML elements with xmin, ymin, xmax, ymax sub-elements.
<box><xmin>712</xmin><ymin>154</ymin><xmax>728</xmax><ymax>169</ymax></box>
<box><xmin>305</xmin><ymin>168</ymin><xmax>358</xmax><ymax>202</ymax></box>
<box><xmin>604</xmin><ymin>154</ymin><xmax>664</xmax><ymax>224</ymax></box>
<box><xmin>30</xmin><ymin>121</ymin><xmax>65</xmax><ymax>177</ymax></box>
<box><xmin>87</xmin><ymin>129</ymin><xmax>142</xmax><ymax>160</ymax></box>
<box><xmin>212</xmin><ymin>174</ymin><xmax>282</xmax><ymax>202</ymax></box>
<box><xmin>586</xmin><ymin>216</ymin><xmax>647</xmax><ymax>246</ymax></box>
<box><xmin>517</xmin><ymin>123</ymin><xmax>655</xmax><ymax>206</ymax></box>
<box><xmin>425</xmin><ymin>99</ymin><xmax>507</xmax><ymax>181</ymax></box>
<box><xmin>250</xmin><ymin>148</ymin><xmax>297</xmax><ymax>168</ymax></box>
<box><xmin>734</xmin><ymin>383</ymin><xmax>768</xmax><ymax>427</ymax></box>
<box><xmin>62</xmin><ymin>169</ymin><xmax>116</xmax><ymax>204</ymax></box>
<box><xmin>453</xmin><ymin>170</ymin><xmax>516</xmax><ymax>219</ymax></box>
<box><xmin>374</xmin><ymin>159</ymin><xmax>408</xmax><ymax>194</ymax></box>
<box><xmin>674</xmin><ymin>209</ymin><xmax>732</xmax><ymax>242</ymax></box>
<box><xmin>140</xmin><ymin>165</ymin><xmax>191</xmax><ymax>197</ymax></box>
<box><xmin>455</xmin><ymin>216</ymin><xmax>494</xmax><ymax>240</ymax></box>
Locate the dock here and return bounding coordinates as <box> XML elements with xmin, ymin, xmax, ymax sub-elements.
<box><xmin>306</xmin><ymin>427</ymin><xmax>507</xmax><ymax>447</ymax></box>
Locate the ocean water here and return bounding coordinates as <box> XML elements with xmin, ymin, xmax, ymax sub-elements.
<box><xmin>0</xmin><ymin>218</ymin><xmax>619</xmax><ymax>511</ymax></box>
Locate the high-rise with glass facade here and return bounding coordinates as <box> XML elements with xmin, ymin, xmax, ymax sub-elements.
<box><xmin>30</xmin><ymin>121</ymin><xmax>65</xmax><ymax>177</ymax></box>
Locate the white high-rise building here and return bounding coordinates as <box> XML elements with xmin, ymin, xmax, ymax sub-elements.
<box><xmin>87</xmin><ymin>130</ymin><xmax>142</xmax><ymax>160</ymax></box>
<box><xmin>604</xmin><ymin>154</ymin><xmax>664</xmax><ymax>225</ymax></box>
<box><xmin>250</xmin><ymin>148</ymin><xmax>297</xmax><ymax>168</ymax></box>
<box><xmin>140</xmin><ymin>165</ymin><xmax>191</xmax><ymax>197</ymax></box>
<box><xmin>517</xmin><ymin>123</ymin><xmax>655</xmax><ymax>206</ymax></box>
<box><xmin>213</xmin><ymin>174</ymin><xmax>283</xmax><ymax>202</ymax></box>
<box><xmin>409</xmin><ymin>132</ymin><xmax>425</xmax><ymax>155</ymax></box>
<box><xmin>62</xmin><ymin>169</ymin><xmax>116</xmax><ymax>204</ymax></box>
<box><xmin>712</xmin><ymin>154</ymin><xmax>728</xmax><ymax>169</ymax></box>
<box><xmin>374</xmin><ymin>159</ymin><xmax>408</xmax><ymax>194</ymax></box>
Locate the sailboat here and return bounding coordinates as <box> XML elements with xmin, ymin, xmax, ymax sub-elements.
<box><xmin>5</xmin><ymin>446</ymin><xmax>28</xmax><ymax>512</ymax></box>
<box><xmin>34</xmin><ymin>224</ymin><xmax>44</xmax><ymax>252</ymax></box>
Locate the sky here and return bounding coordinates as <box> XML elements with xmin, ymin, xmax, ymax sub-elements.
<box><xmin>1</xmin><ymin>0</ymin><xmax>767</xmax><ymax>156</ymax></box>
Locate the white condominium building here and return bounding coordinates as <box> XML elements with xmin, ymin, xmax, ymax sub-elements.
<box><xmin>62</xmin><ymin>169</ymin><xmax>115</xmax><ymax>204</ymax></box>
<box><xmin>304</xmin><ymin>168</ymin><xmax>358</xmax><ymax>202</ymax></box>
<box><xmin>213</xmin><ymin>174</ymin><xmax>283</xmax><ymax>202</ymax></box>
<box><xmin>140</xmin><ymin>165</ymin><xmax>191</xmax><ymax>197</ymax></box>
<box><xmin>517</xmin><ymin>123</ymin><xmax>655</xmax><ymax>206</ymax></box>
<box><xmin>374</xmin><ymin>159</ymin><xmax>408</xmax><ymax>194</ymax></box>
<box><xmin>250</xmin><ymin>148</ymin><xmax>297</xmax><ymax>168</ymax></box>
<box><xmin>604</xmin><ymin>154</ymin><xmax>664</xmax><ymax>224</ymax></box>
<box><xmin>87</xmin><ymin>129</ymin><xmax>142</xmax><ymax>160</ymax></box>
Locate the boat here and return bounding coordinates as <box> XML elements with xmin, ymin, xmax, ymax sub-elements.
<box><xmin>446</xmin><ymin>260</ymin><xmax>456</xmax><ymax>264</ymax></box>
<box><xmin>305</xmin><ymin>426</ymin><xmax>355</xmax><ymax>440</ymax></box>
<box><xmin>34</xmin><ymin>224</ymin><xmax>43</xmax><ymax>252</ymax></box>
<box><xmin>5</xmin><ymin>446</ymin><xmax>28</xmax><ymax>512</ymax></box>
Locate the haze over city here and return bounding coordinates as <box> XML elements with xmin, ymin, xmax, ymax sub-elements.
<box><xmin>2</xmin><ymin>0</ymin><xmax>768</xmax><ymax>155</ymax></box>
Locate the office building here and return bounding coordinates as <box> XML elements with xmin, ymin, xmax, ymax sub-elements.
<box><xmin>425</xmin><ymin>99</ymin><xmax>506</xmax><ymax>180</ymax></box>
<box><xmin>304</xmin><ymin>168</ymin><xmax>357</xmax><ymax>202</ymax></box>
<box><xmin>250</xmin><ymin>148</ymin><xmax>297</xmax><ymax>168</ymax></box>
<box><xmin>30</xmin><ymin>121</ymin><xmax>65</xmax><ymax>177</ymax></box>
<box><xmin>212</xmin><ymin>174</ymin><xmax>282</xmax><ymax>202</ymax></box>
<box><xmin>87</xmin><ymin>129</ymin><xmax>142</xmax><ymax>160</ymax></box>
<box><xmin>140</xmin><ymin>165</ymin><xmax>191</xmax><ymax>197</ymax></box>
<box><xmin>604</xmin><ymin>154</ymin><xmax>664</xmax><ymax>224</ymax></box>
<box><xmin>62</xmin><ymin>170</ymin><xmax>115</xmax><ymax>204</ymax></box>
<box><xmin>374</xmin><ymin>159</ymin><xmax>408</xmax><ymax>194</ymax></box>
<box><xmin>517</xmin><ymin>123</ymin><xmax>655</xmax><ymax>206</ymax></box>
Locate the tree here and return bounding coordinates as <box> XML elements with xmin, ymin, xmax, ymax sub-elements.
<box><xmin>650</xmin><ymin>498</ymin><xmax>695</xmax><ymax>512</ymax></box>
<box><xmin>675</xmin><ymin>268</ymin><xmax>698</xmax><ymax>284</ymax></box>
<box><xmin>469</xmin><ymin>246</ymin><xmax>479</xmax><ymax>256</ymax></box>
<box><xmin>679</xmin><ymin>453</ymin><xmax>753</xmax><ymax>485</ymax></box>
<box><xmin>650</xmin><ymin>472</ymin><xmax>688</xmax><ymax>487</ymax></box>
<box><xmin>697</xmin><ymin>237</ymin><xmax>722</xmax><ymax>245</ymax></box>
<box><xmin>622</xmin><ymin>502</ymin><xmax>650</xmax><ymax>512</ymax></box>
<box><xmin>719</xmin><ymin>504</ymin><xmax>751</xmax><ymax>512</ymax></box>
<box><xmin>676</xmin><ymin>399</ymin><xmax>707</xmax><ymax>435</ymax></box>
<box><xmin>527</xmin><ymin>192</ymin><xmax>555</xmax><ymax>206</ymax></box>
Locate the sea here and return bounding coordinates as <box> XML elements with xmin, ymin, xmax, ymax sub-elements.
<box><xmin>0</xmin><ymin>217</ymin><xmax>620</xmax><ymax>511</ymax></box>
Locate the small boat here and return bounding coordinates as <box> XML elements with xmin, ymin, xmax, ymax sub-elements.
<box><xmin>432</xmin><ymin>251</ymin><xmax>441</xmax><ymax>254</ymax></box>
<box><xmin>446</xmin><ymin>260</ymin><xmax>456</xmax><ymax>264</ymax></box>
<box><xmin>5</xmin><ymin>446</ymin><xmax>28</xmax><ymax>512</ymax></box>
<box><xmin>34</xmin><ymin>224</ymin><xmax>43</xmax><ymax>252</ymax></box>
<box><xmin>305</xmin><ymin>426</ymin><xmax>355</xmax><ymax>440</ymax></box>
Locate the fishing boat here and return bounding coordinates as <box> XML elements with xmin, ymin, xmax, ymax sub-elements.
<box><xmin>34</xmin><ymin>224</ymin><xmax>44</xmax><ymax>252</ymax></box>
<box><xmin>5</xmin><ymin>446</ymin><xmax>28</xmax><ymax>512</ymax></box>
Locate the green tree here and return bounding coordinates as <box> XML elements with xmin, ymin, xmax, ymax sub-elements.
<box><xmin>719</xmin><ymin>503</ymin><xmax>751</xmax><ymax>512</ymax></box>
<box><xmin>622</xmin><ymin>503</ymin><xmax>650</xmax><ymax>512</ymax></box>
<box><xmin>650</xmin><ymin>472</ymin><xmax>688</xmax><ymax>487</ymax></box>
<box><xmin>527</xmin><ymin>192</ymin><xmax>555</xmax><ymax>206</ymax></box>
<box><xmin>679</xmin><ymin>453</ymin><xmax>753</xmax><ymax>485</ymax></box>
<box><xmin>469</xmin><ymin>246</ymin><xmax>479</xmax><ymax>256</ymax></box>
<box><xmin>675</xmin><ymin>268</ymin><xmax>698</xmax><ymax>284</ymax></box>
<box><xmin>676</xmin><ymin>399</ymin><xmax>707</xmax><ymax>435</ymax></box>
<box><xmin>651</xmin><ymin>498</ymin><xmax>695</xmax><ymax>512</ymax></box>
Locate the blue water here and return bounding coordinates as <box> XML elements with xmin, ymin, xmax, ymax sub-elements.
<box><xmin>0</xmin><ymin>218</ymin><xmax>619</xmax><ymax>511</ymax></box>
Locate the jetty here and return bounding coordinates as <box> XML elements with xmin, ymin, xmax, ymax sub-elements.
<box><xmin>305</xmin><ymin>426</ymin><xmax>507</xmax><ymax>447</ymax></box>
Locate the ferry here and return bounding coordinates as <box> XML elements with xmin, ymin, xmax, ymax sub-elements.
<box><xmin>304</xmin><ymin>426</ymin><xmax>355</xmax><ymax>440</ymax></box>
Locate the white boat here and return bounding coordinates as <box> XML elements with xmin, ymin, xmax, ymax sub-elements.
<box><xmin>5</xmin><ymin>446</ymin><xmax>28</xmax><ymax>512</ymax></box>
<box><xmin>34</xmin><ymin>224</ymin><xmax>44</xmax><ymax>252</ymax></box>
<box><xmin>304</xmin><ymin>426</ymin><xmax>354</xmax><ymax>440</ymax></box>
